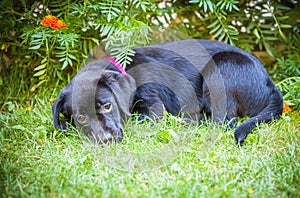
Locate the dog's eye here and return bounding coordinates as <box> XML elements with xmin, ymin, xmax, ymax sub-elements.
<box><xmin>103</xmin><ymin>103</ymin><xmax>112</xmax><ymax>113</ymax></box>
<box><xmin>77</xmin><ymin>115</ymin><xmax>88</xmax><ymax>124</ymax></box>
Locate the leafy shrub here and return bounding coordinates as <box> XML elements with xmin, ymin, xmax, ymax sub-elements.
<box><xmin>0</xmin><ymin>0</ymin><xmax>299</xmax><ymax>97</ymax></box>
<box><xmin>276</xmin><ymin>77</ymin><xmax>300</xmax><ymax>108</ymax></box>
<box><xmin>157</xmin><ymin>1</ymin><xmax>299</xmax><ymax>55</ymax></box>
<box><xmin>0</xmin><ymin>0</ymin><xmax>154</xmax><ymax>87</ymax></box>
<box><xmin>277</xmin><ymin>54</ymin><xmax>300</xmax><ymax>78</ymax></box>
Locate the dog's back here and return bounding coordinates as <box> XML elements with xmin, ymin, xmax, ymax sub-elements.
<box><xmin>126</xmin><ymin>39</ymin><xmax>283</xmax><ymax>143</ymax></box>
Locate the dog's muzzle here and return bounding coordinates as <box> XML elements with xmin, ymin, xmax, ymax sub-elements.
<box><xmin>80</xmin><ymin>124</ymin><xmax>123</xmax><ymax>144</ymax></box>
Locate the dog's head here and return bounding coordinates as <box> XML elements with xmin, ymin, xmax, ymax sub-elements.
<box><xmin>52</xmin><ymin>68</ymin><xmax>135</xmax><ymax>143</ymax></box>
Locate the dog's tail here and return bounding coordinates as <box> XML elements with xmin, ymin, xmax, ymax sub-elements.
<box><xmin>234</xmin><ymin>87</ymin><xmax>283</xmax><ymax>144</ymax></box>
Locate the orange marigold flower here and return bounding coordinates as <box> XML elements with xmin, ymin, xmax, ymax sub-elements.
<box><xmin>282</xmin><ymin>102</ymin><xmax>292</xmax><ymax>113</ymax></box>
<box><xmin>42</xmin><ymin>15</ymin><xmax>67</xmax><ymax>30</ymax></box>
<box><xmin>56</xmin><ymin>19</ymin><xmax>67</xmax><ymax>29</ymax></box>
<box><xmin>42</xmin><ymin>15</ymin><xmax>58</xmax><ymax>27</ymax></box>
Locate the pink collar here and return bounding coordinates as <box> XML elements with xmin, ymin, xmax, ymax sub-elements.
<box><xmin>104</xmin><ymin>57</ymin><xmax>127</xmax><ymax>75</ymax></box>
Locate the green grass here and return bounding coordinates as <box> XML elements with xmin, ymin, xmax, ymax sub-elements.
<box><xmin>1</xmin><ymin>81</ymin><xmax>300</xmax><ymax>197</ymax></box>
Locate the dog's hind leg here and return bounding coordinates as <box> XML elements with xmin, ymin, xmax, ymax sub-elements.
<box><xmin>234</xmin><ymin>87</ymin><xmax>283</xmax><ymax>144</ymax></box>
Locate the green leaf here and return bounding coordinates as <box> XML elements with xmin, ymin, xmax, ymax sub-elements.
<box><xmin>59</xmin><ymin>58</ymin><xmax>66</xmax><ymax>62</ymax></box>
<box><xmin>277</xmin><ymin>5</ymin><xmax>291</xmax><ymax>11</ymax></box>
<box><xmin>68</xmin><ymin>54</ymin><xmax>77</xmax><ymax>60</ymax></box>
<box><xmin>218</xmin><ymin>32</ymin><xmax>226</xmax><ymax>41</ymax></box>
<box><xmin>207</xmin><ymin>20</ymin><xmax>219</xmax><ymax>29</ymax></box>
<box><xmin>263</xmin><ymin>41</ymin><xmax>273</xmax><ymax>56</ymax></box>
<box><xmin>277</xmin><ymin>16</ymin><xmax>289</xmax><ymax>20</ymax></box>
<box><xmin>56</xmin><ymin>54</ymin><xmax>67</xmax><ymax>58</ymax></box>
<box><xmin>216</xmin><ymin>1</ymin><xmax>224</xmax><ymax>9</ymax></box>
<box><xmin>91</xmin><ymin>38</ymin><xmax>99</xmax><ymax>45</ymax></box>
<box><xmin>280</xmin><ymin>24</ymin><xmax>292</xmax><ymax>29</ymax></box>
<box><xmin>213</xmin><ymin>27</ymin><xmax>223</xmax><ymax>38</ymax></box>
<box><xmin>247</xmin><ymin>23</ymin><xmax>256</xmax><ymax>31</ymax></box>
<box><xmin>232</xmin><ymin>4</ymin><xmax>239</xmax><ymax>11</ymax></box>
<box><xmin>29</xmin><ymin>45</ymin><xmax>41</xmax><ymax>50</ymax></box>
<box><xmin>203</xmin><ymin>1</ymin><xmax>207</xmax><ymax>12</ymax></box>
<box><xmin>209</xmin><ymin>24</ymin><xmax>221</xmax><ymax>34</ymax></box>
<box><xmin>36</xmin><ymin>79</ymin><xmax>47</xmax><ymax>88</ymax></box>
<box><xmin>83</xmin><ymin>39</ymin><xmax>88</xmax><ymax>55</ymax></box>
<box><xmin>34</xmin><ymin>64</ymin><xmax>47</xmax><ymax>71</ymax></box>
<box><xmin>62</xmin><ymin>60</ymin><xmax>68</xmax><ymax>70</ymax></box>
<box><xmin>264</xmin><ymin>37</ymin><xmax>278</xmax><ymax>41</ymax></box>
<box><xmin>33</xmin><ymin>69</ymin><xmax>46</xmax><ymax>77</ymax></box>
<box><xmin>279</xmin><ymin>29</ymin><xmax>288</xmax><ymax>41</ymax></box>
<box><xmin>67</xmin><ymin>57</ymin><xmax>73</xmax><ymax>66</ymax></box>
<box><xmin>253</xmin><ymin>29</ymin><xmax>260</xmax><ymax>39</ymax></box>
<box><xmin>207</xmin><ymin>1</ymin><xmax>214</xmax><ymax>12</ymax></box>
<box><xmin>259</xmin><ymin>24</ymin><xmax>274</xmax><ymax>29</ymax></box>
<box><xmin>262</xmin><ymin>30</ymin><xmax>275</xmax><ymax>35</ymax></box>
<box><xmin>41</xmin><ymin>57</ymin><xmax>48</xmax><ymax>64</ymax></box>
<box><xmin>56</xmin><ymin>51</ymin><xmax>66</xmax><ymax>55</ymax></box>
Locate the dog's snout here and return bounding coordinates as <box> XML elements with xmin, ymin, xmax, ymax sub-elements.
<box><xmin>115</xmin><ymin>129</ymin><xmax>123</xmax><ymax>142</ymax></box>
<box><xmin>101</xmin><ymin>132</ymin><xmax>114</xmax><ymax>144</ymax></box>
<box><xmin>101</xmin><ymin>129</ymin><xmax>123</xmax><ymax>143</ymax></box>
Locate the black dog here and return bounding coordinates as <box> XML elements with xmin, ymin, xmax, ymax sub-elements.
<box><xmin>52</xmin><ymin>39</ymin><xmax>283</xmax><ymax>144</ymax></box>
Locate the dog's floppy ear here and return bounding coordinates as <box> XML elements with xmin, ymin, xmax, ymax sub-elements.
<box><xmin>52</xmin><ymin>87</ymin><xmax>72</xmax><ymax>129</ymax></box>
<box><xmin>100</xmin><ymin>71</ymin><xmax>136</xmax><ymax>117</ymax></box>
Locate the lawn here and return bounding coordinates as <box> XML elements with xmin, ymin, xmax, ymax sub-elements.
<box><xmin>1</xmin><ymin>1</ymin><xmax>299</xmax><ymax>197</ymax></box>
<box><xmin>0</xmin><ymin>83</ymin><xmax>299</xmax><ymax>197</ymax></box>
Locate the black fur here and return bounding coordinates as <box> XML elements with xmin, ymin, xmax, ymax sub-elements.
<box><xmin>52</xmin><ymin>39</ymin><xmax>283</xmax><ymax>144</ymax></box>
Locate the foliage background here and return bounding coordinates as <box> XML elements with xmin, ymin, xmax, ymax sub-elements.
<box><xmin>0</xmin><ymin>0</ymin><xmax>299</xmax><ymax>109</ymax></box>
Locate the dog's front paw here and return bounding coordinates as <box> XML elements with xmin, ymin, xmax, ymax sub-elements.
<box><xmin>234</xmin><ymin>128</ymin><xmax>247</xmax><ymax>145</ymax></box>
